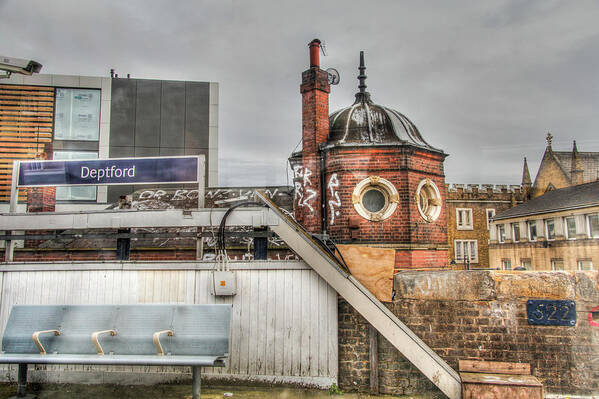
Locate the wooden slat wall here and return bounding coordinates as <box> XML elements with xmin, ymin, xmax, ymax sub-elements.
<box><xmin>0</xmin><ymin>266</ymin><xmax>338</xmax><ymax>387</ymax></box>
<box><xmin>0</xmin><ymin>84</ymin><xmax>54</xmax><ymax>203</ymax></box>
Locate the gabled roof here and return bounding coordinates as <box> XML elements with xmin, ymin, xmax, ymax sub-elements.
<box><xmin>494</xmin><ymin>180</ymin><xmax>599</xmax><ymax>220</ymax></box>
<box><xmin>553</xmin><ymin>151</ymin><xmax>599</xmax><ymax>183</ymax></box>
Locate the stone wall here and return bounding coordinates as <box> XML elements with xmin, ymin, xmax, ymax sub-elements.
<box><xmin>338</xmin><ymin>270</ymin><xmax>599</xmax><ymax>397</ymax></box>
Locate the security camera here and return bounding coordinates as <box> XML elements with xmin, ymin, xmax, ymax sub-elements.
<box><xmin>0</xmin><ymin>55</ymin><xmax>43</xmax><ymax>79</ymax></box>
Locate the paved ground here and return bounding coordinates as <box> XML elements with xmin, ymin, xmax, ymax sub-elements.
<box><xmin>0</xmin><ymin>384</ymin><xmax>440</xmax><ymax>399</ymax></box>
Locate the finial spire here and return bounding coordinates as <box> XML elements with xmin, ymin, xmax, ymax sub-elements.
<box><xmin>546</xmin><ymin>132</ymin><xmax>553</xmax><ymax>148</ymax></box>
<box><xmin>358</xmin><ymin>51</ymin><xmax>367</xmax><ymax>93</ymax></box>
<box><xmin>522</xmin><ymin>157</ymin><xmax>532</xmax><ymax>186</ymax></box>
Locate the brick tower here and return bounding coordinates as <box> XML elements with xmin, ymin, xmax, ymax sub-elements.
<box><xmin>291</xmin><ymin>44</ymin><xmax>449</xmax><ymax>270</ymax></box>
<box><xmin>292</xmin><ymin>39</ymin><xmax>330</xmax><ymax>233</ymax></box>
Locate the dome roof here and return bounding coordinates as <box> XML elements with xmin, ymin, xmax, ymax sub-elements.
<box><xmin>326</xmin><ymin>53</ymin><xmax>442</xmax><ymax>153</ymax></box>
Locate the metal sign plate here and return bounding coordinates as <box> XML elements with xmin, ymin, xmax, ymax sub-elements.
<box><xmin>526</xmin><ymin>299</ymin><xmax>576</xmax><ymax>326</ymax></box>
<box><xmin>18</xmin><ymin>156</ymin><xmax>199</xmax><ymax>187</ymax></box>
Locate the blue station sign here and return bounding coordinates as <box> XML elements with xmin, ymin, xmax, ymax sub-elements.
<box><xmin>18</xmin><ymin>156</ymin><xmax>199</xmax><ymax>187</ymax></box>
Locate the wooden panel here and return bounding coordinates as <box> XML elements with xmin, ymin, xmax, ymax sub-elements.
<box><xmin>336</xmin><ymin>244</ymin><xmax>395</xmax><ymax>302</ymax></box>
<box><xmin>0</xmin><ymin>84</ymin><xmax>54</xmax><ymax>203</ymax></box>
<box><xmin>0</xmin><ymin>266</ymin><xmax>337</xmax><ymax>386</ymax></box>
<box><xmin>459</xmin><ymin>360</ymin><xmax>531</xmax><ymax>375</ymax></box>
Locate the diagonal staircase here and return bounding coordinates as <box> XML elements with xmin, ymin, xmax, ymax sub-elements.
<box><xmin>256</xmin><ymin>191</ymin><xmax>462</xmax><ymax>399</ymax></box>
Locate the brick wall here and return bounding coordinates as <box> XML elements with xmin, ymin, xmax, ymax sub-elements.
<box><xmin>447</xmin><ymin>185</ymin><xmax>526</xmax><ymax>268</ymax></box>
<box><xmin>338</xmin><ymin>270</ymin><xmax>599</xmax><ymax>397</ymax></box>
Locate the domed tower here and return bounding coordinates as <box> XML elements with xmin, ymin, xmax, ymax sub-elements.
<box><xmin>291</xmin><ymin>44</ymin><xmax>449</xmax><ymax>270</ymax></box>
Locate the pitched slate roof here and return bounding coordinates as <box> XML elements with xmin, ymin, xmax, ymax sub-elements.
<box><xmin>494</xmin><ymin>181</ymin><xmax>599</xmax><ymax>220</ymax></box>
<box><xmin>553</xmin><ymin>151</ymin><xmax>599</xmax><ymax>183</ymax></box>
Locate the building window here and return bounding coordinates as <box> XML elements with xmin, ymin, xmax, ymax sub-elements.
<box><xmin>578</xmin><ymin>259</ymin><xmax>593</xmax><ymax>271</ymax></box>
<box><xmin>521</xmin><ymin>259</ymin><xmax>532</xmax><ymax>270</ymax></box>
<box><xmin>486</xmin><ymin>209</ymin><xmax>496</xmax><ymax>230</ymax></box>
<box><xmin>53</xmin><ymin>151</ymin><xmax>98</xmax><ymax>201</ymax></box>
<box><xmin>455</xmin><ymin>240</ymin><xmax>478</xmax><ymax>263</ymax></box>
<box><xmin>456</xmin><ymin>208</ymin><xmax>473</xmax><ymax>230</ymax></box>
<box><xmin>415</xmin><ymin>179</ymin><xmax>442</xmax><ymax>223</ymax></box>
<box><xmin>546</xmin><ymin>219</ymin><xmax>556</xmax><ymax>240</ymax></box>
<box><xmin>588</xmin><ymin>214</ymin><xmax>599</xmax><ymax>238</ymax></box>
<box><xmin>501</xmin><ymin>259</ymin><xmax>512</xmax><ymax>270</ymax></box>
<box><xmin>352</xmin><ymin>176</ymin><xmax>399</xmax><ymax>222</ymax></box>
<box><xmin>551</xmin><ymin>258</ymin><xmax>565</xmax><ymax>271</ymax></box>
<box><xmin>528</xmin><ymin>221</ymin><xmax>537</xmax><ymax>241</ymax></box>
<box><xmin>565</xmin><ymin>217</ymin><xmax>576</xmax><ymax>239</ymax></box>
<box><xmin>512</xmin><ymin>223</ymin><xmax>520</xmax><ymax>242</ymax></box>
<box><xmin>497</xmin><ymin>224</ymin><xmax>506</xmax><ymax>243</ymax></box>
<box><xmin>54</xmin><ymin>88</ymin><xmax>101</xmax><ymax>141</ymax></box>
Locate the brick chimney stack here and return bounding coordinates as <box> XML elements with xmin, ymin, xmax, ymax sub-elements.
<box><xmin>294</xmin><ymin>39</ymin><xmax>330</xmax><ymax>233</ymax></box>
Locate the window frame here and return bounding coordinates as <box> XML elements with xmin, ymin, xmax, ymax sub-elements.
<box><xmin>512</xmin><ymin>223</ymin><xmax>520</xmax><ymax>242</ymax></box>
<box><xmin>486</xmin><ymin>208</ymin><xmax>496</xmax><ymax>230</ymax></box>
<box><xmin>588</xmin><ymin>214</ymin><xmax>599</xmax><ymax>239</ymax></box>
<box><xmin>521</xmin><ymin>258</ymin><xmax>532</xmax><ymax>270</ymax></box>
<box><xmin>545</xmin><ymin>219</ymin><xmax>556</xmax><ymax>241</ymax></box>
<box><xmin>497</xmin><ymin>224</ymin><xmax>506</xmax><ymax>243</ymax></box>
<box><xmin>454</xmin><ymin>239</ymin><xmax>478</xmax><ymax>263</ymax></box>
<box><xmin>551</xmin><ymin>258</ymin><xmax>565</xmax><ymax>271</ymax></box>
<box><xmin>501</xmin><ymin>258</ymin><xmax>512</xmax><ymax>270</ymax></box>
<box><xmin>53</xmin><ymin>87</ymin><xmax>102</xmax><ymax>142</ymax></box>
<box><xmin>456</xmin><ymin>208</ymin><xmax>473</xmax><ymax>230</ymax></box>
<box><xmin>53</xmin><ymin>150</ymin><xmax>99</xmax><ymax>202</ymax></box>
<box><xmin>565</xmin><ymin>216</ymin><xmax>577</xmax><ymax>240</ymax></box>
<box><xmin>528</xmin><ymin>221</ymin><xmax>538</xmax><ymax>242</ymax></box>
<box><xmin>578</xmin><ymin>259</ymin><xmax>593</xmax><ymax>271</ymax></box>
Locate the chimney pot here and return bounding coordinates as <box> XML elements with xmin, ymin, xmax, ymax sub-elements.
<box><xmin>309</xmin><ymin>39</ymin><xmax>321</xmax><ymax>68</ymax></box>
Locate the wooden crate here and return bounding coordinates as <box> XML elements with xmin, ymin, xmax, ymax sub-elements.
<box><xmin>459</xmin><ymin>360</ymin><xmax>544</xmax><ymax>399</ymax></box>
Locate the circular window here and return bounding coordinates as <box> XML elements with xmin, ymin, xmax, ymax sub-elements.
<box><xmin>415</xmin><ymin>179</ymin><xmax>442</xmax><ymax>223</ymax></box>
<box><xmin>352</xmin><ymin>176</ymin><xmax>398</xmax><ymax>221</ymax></box>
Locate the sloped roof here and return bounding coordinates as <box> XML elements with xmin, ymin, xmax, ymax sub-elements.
<box><xmin>553</xmin><ymin>151</ymin><xmax>599</xmax><ymax>183</ymax></box>
<box><xmin>494</xmin><ymin>181</ymin><xmax>599</xmax><ymax>220</ymax></box>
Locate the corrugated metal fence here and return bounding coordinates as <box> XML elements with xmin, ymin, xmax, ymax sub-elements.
<box><xmin>0</xmin><ymin>261</ymin><xmax>338</xmax><ymax>387</ymax></box>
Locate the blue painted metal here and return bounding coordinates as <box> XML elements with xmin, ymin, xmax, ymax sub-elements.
<box><xmin>526</xmin><ymin>299</ymin><xmax>576</xmax><ymax>326</ymax></box>
<box><xmin>18</xmin><ymin>156</ymin><xmax>198</xmax><ymax>186</ymax></box>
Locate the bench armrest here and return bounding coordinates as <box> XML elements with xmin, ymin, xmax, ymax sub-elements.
<box><xmin>32</xmin><ymin>330</ymin><xmax>60</xmax><ymax>355</ymax></box>
<box><xmin>91</xmin><ymin>330</ymin><xmax>116</xmax><ymax>355</ymax></box>
<box><xmin>153</xmin><ymin>330</ymin><xmax>174</xmax><ymax>356</ymax></box>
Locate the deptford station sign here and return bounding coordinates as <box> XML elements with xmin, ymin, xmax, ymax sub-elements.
<box><xmin>17</xmin><ymin>156</ymin><xmax>199</xmax><ymax>186</ymax></box>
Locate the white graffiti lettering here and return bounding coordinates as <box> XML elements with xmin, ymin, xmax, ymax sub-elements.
<box><xmin>327</xmin><ymin>173</ymin><xmax>341</xmax><ymax>225</ymax></box>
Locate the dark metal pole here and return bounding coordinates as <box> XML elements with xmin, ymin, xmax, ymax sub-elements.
<box><xmin>192</xmin><ymin>366</ymin><xmax>201</xmax><ymax>399</ymax></box>
<box><xmin>17</xmin><ymin>363</ymin><xmax>27</xmax><ymax>397</ymax></box>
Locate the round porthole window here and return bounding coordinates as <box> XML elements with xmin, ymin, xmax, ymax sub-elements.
<box><xmin>415</xmin><ymin>179</ymin><xmax>442</xmax><ymax>223</ymax></box>
<box><xmin>352</xmin><ymin>176</ymin><xmax>399</xmax><ymax>221</ymax></box>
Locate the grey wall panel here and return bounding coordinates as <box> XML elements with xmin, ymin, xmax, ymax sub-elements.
<box><xmin>110</xmin><ymin>79</ymin><xmax>137</xmax><ymax>147</ymax></box>
<box><xmin>134</xmin><ymin>147</ymin><xmax>160</xmax><ymax>157</ymax></box>
<box><xmin>108</xmin><ymin>146</ymin><xmax>134</xmax><ymax>158</ymax></box>
<box><xmin>135</xmin><ymin>80</ymin><xmax>162</xmax><ymax>148</ymax></box>
<box><xmin>160</xmin><ymin>81</ymin><xmax>186</xmax><ymax>149</ymax></box>
<box><xmin>185</xmin><ymin>82</ymin><xmax>210</xmax><ymax>150</ymax></box>
<box><xmin>159</xmin><ymin>148</ymin><xmax>184</xmax><ymax>156</ymax></box>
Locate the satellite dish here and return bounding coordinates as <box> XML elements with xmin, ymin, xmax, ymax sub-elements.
<box><xmin>326</xmin><ymin>68</ymin><xmax>340</xmax><ymax>85</ymax></box>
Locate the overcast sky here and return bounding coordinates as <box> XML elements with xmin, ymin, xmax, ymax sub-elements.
<box><xmin>2</xmin><ymin>0</ymin><xmax>598</xmax><ymax>186</ymax></box>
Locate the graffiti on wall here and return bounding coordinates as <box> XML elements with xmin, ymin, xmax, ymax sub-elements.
<box><xmin>293</xmin><ymin>166</ymin><xmax>317</xmax><ymax>213</ymax></box>
<box><xmin>327</xmin><ymin>173</ymin><xmax>341</xmax><ymax>225</ymax></box>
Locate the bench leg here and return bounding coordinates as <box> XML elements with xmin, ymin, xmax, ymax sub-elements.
<box><xmin>17</xmin><ymin>363</ymin><xmax>27</xmax><ymax>397</ymax></box>
<box><xmin>192</xmin><ymin>366</ymin><xmax>201</xmax><ymax>399</ymax></box>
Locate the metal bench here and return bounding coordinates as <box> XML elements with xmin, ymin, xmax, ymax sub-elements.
<box><xmin>0</xmin><ymin>304</ymin><xmax>232</xmax><ymax>398</ymax></box>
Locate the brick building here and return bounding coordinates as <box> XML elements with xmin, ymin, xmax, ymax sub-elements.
<box><xmin>446</xmin><ymin>183</ymin><xmax>527</xmax><ymax>268</ymax></box>
<box><xmin>531</xmin><ymin>132</ymin><xmax>599</xmax><ymax>198</ymax></box>
<box><xmin>290</xmin><ymin>41</ymin><xmax>449</xmax><ymax>270</ymax></box>
<box><xmin>489</xmin><ymin>181</ymin><xmax>599</xmax><ymax>271</ymax></box>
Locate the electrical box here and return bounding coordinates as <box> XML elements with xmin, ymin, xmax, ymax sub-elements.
<box><xmin>212</xmin><ymin>271</ymin><xmax>237</xmax><ymax>296</ymax></box>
